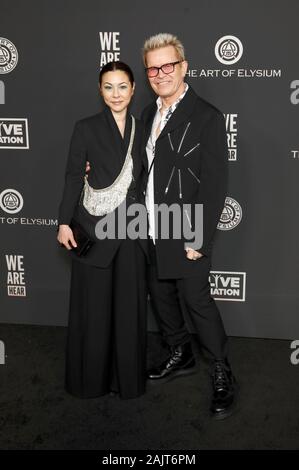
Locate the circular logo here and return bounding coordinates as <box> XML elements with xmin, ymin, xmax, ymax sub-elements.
<box><xmin>0</xmin><ymin>189</ymin><xmax>23</xmax><ymax>213</ymax></box>
<box><xmin>0</xmin><ymin>38</ymin><xmax>18</xmax><ymax>74</ymax></box>
<box><xmin>217</xmin><ymin>196</ymin><xmax>242</xmax><ymax>231</ymax></box>
<box><xmin>215</xmin><ymin>35</ymin><xmax>243</xmax><ymax>65</ymax></box>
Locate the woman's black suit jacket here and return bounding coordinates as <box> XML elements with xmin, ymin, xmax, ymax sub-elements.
<box><xmin>58</xmin><ymin>106</ymin><xmax>146</xmax><ymax>267</ymax></box>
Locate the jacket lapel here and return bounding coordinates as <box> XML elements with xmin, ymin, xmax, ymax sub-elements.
<box><xmin>143</xmin><ymin>103</ymin><xmax>157</xmax><ymax>146</ymax></box>
<box><xmin>104</xmin><ymin>106</ymin><xmax>141</xmax><ymax>183</ymax></box>
<box><xmin>122</xmin><ymin>110</ymin><xmax>132</xmax><ymax>155</ymax></box>
<box><xmin>158</xmin><ymin>86</ymin><xmax>198</xmax><ymax>140</ymax></box>
<box><xmin>142</xmin><ymin>86</ymin><xmax>198</xmax><ymax>145</ymax></box>
<box><xmin>104</xmin><ymin>105</ymin><xmax>126</xmax><ymax>167</ymax></box>
<box><xmin>141</xmin><ymin>86</ymin><xmax>198</xmax><ymax>176</ymax></box>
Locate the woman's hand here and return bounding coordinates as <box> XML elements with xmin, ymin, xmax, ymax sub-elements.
<box><xmin>185</xmin><ymin>247</ymin><xmax>203</xmax><ymax>261</ymax></box>
<box><xmin>57</xmin><ymin>225</ymin><xmax>77</xmax><ymax>250</ymax></box>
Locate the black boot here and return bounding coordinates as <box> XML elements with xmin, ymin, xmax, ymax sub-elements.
<box><xmin>210</xmin><ymin>359</ymin><xmax>238</xmax><ymax>420</ymax></box>
<box><xmin>147</xmin><ymin>342</ymin><xmax>196</xmax><ymax>383</ymax></box>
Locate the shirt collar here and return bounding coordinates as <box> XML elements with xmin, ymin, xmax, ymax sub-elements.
<box><xmin>156</xmin><ymin>83</ymin><xmax>189</xmax><ymax>113</ymax></box>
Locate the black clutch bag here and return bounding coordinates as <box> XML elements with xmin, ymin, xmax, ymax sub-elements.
<box><xmin>69</xmin><ymin>218</ymin><xmax>95</xmax><ymax>257</ymax></box>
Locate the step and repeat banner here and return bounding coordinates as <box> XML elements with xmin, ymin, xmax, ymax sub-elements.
<box><xmin>0</xmin><ymin>0</ymin><xmax>298</xmax><ymax>338</ymax></box>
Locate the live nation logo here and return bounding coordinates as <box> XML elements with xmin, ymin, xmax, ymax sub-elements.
<box><xmin>210</xmin><ymin>271</ymin><xmax>246</xmax><ymax>301</ymax></box>
<box><xmin>99</xmin><ymin>32</ymin><xmax>120</xmax><ymax>66</ymax></box>
<box><xmin>6</xmin><ymin>254</ymin><xmax>26</xmax><ymax>297</ymax></box>
<box><xmin>0</xmin><ymin>119</ymin><xmax>29</xmax><ymax>149</ymax></box>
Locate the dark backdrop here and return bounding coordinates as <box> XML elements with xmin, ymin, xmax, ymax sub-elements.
<box><xmin>0</xmin><ymin>0</ymin><xmax>298</xmax><ymax>339</ymax></box>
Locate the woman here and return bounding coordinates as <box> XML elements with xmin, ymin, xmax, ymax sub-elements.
<box><xmin>57</xmin><ymin>61</ymin><xmax>147</xmax><ymax>399</ymax></box>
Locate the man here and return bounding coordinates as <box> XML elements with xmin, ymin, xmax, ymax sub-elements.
<box><xmin>141</xmin><ymin>33</ymin><xmax>237</xmax><ymax>419</ymax></box>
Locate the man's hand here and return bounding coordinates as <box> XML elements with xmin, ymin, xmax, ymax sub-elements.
<box><xmin>85</xmin><ymin>160</ymin><xmax>90</xmax><ymax>175</ymax></box>
<box><xmin>57</xmin><ymin>225</ymin><xmax>77</xmax><ymax>250</ymax></box>
<box><xmin>185</xmin><ymin>247</ymin><xmax>203</xmax><ymax>261</ymax></box>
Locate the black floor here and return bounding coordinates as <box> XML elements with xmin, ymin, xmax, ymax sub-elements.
<box><xmin>0</xmin><ymin>324</ymin><xmax>298</xmax><ymax>450</ymax></box>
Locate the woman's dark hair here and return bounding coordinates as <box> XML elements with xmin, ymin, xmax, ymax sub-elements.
<box><xmin>99</xmin><ymin>61</ymin><xmax>135</xmax><ymax>86</ymax></box>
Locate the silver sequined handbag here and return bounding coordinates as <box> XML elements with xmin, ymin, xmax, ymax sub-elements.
<box><xmin>82</xmin><ymin>115</ymin><xmax>135</xmax><ymax>216</ymax></box>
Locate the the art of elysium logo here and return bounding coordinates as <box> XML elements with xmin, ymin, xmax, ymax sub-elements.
<box><xmin>0</xmin><ymin>189</ymin><xmax>23</xmax><ymax>214</ymax></box>
<box><xmin>0</xmin><ymin>38</ymin><xmax>18</xmax><ymax>74</ymax></box>
<box><xmin>187</xmin><ymin>34</ymin><xmax>281</xmax><ymax>79</ymax></box>
<box><xmin>218</xmin><ymin>196</ymin><xmax>242</xmax><ymax>231</ymax></box>
<box><xmin>0</xmin><ymin>189</ymin><xmax>57</xmax><ymax>226</ymax></box>
<box><xmin>215</xmin><ymin>35</ymin><xmax>243</xmax><ymax>65</ymax></box>
<box><xmin>210</xmin><ymin>271</ymin><xmax>246</xmax><ymax>301</ymax></box>
<box><xmin>0</xmin><ymin>119</ymin><xmax>29</xmax><ymax>149</ymax></box>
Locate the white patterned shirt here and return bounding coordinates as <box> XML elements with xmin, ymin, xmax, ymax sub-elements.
<box><xmin>146</xmin><ymin>83</ymin><xmax>189</xmax><ymax>242</ymax></box>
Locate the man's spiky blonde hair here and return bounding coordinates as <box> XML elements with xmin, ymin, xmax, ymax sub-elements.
<box><xmin>142</xmin><ymin>33</ymin><xmax>185</xmax><ymax>66</ymax></box>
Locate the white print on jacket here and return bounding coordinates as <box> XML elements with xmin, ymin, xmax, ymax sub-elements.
<box><xmin>165</xmin><ymin>122</ymin><xmax>201</xmax><ymax>200</ymax></box>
